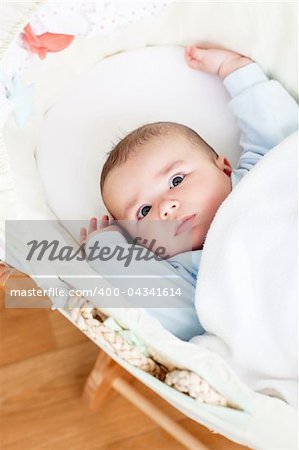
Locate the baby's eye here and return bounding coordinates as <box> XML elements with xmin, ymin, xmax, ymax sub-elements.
<box><xmin>137</xmin><ymin>204</ymin><xmax>152</xmax><ymax>220</ymax></box>
<box><xmin>169</xmin><ymin>174</ymin><xmax>185</xmax><ymax>189</ymax></box>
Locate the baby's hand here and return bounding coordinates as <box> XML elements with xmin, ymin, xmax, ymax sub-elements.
<box><xmin>80</xmin><ymin>215</ymin><xmax>120</xmax><ymax>246</ymax></box>
<box><xmin>185</xmin><ymin>46</ymin><xmax>252</xmax><ymax>79</ymax></box>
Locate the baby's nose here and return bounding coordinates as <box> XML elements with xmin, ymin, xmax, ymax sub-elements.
<box><xmin>159</xmin><ymin>200</ymin><xmax>179</xmax><ymax>220</ymax></box>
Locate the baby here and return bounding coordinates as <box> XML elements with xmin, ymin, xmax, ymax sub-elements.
<box><xmin>81</xmin><ymin>46</ymin><xmax>298</xmax><ymax>340</ymax></box>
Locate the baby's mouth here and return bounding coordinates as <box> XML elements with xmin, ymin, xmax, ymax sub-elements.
<box><xmin>174</xmin><ymin>214</ymin><xmax>196</xmax><ymax>236</ymax></box>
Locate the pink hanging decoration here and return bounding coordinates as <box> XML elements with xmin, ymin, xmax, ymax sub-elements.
<box><xmin>22</xmin><ymin>24</ymin><xmax>74</xmax><ymax>60</ymax></box>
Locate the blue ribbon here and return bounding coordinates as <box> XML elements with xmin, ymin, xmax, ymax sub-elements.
<box><xmin>0</xmin><ymin>72</ymin><xmax>35</xmax><ymax>128</ymax></box>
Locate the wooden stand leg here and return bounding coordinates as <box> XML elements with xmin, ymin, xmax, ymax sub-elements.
<box><xmin>82</xmin><ymin>350</ymin><xmax>132</xmax><ymax>411</ymax></box>
<box><xmin>83</xmin><ymin>351</ymin><xmax>210</xmax><ymax>450</ymax></box>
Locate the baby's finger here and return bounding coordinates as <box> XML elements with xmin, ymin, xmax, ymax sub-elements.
<box><xmin>185</xmin><ymin>46</ymin><xmax>193</xmax><ymax>57</ymax></box>
<box><xmin>185</xmin><ymin>48</ymin><xmax>198</xmax><ymax>66</ymax></box>
<box><xmin>184</xmin><ymin>46</ymin><xmax>192</xmax><ymax>61</ymax></box>
<box><xmin>100</xmin><ymin>215</ymin><xmax>109</xmax><ymax>229</ymax></box>
<box><xmin>80</xmin><ymin>227</ymin><xmax>87</xmax><ymax>244</ymax></box>
<box><xmin>89</xmin><ymin>217</ymin><xmax>97</xmax><ymax>234</ymax></box>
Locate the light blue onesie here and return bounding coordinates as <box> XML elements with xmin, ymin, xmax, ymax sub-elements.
<box><xmin>87</xmin><ymin>63</ymin><xmax>298</xmax><ymax>341</ymax></box>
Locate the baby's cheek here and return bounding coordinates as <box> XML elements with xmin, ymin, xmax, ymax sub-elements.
<box><xmin>200</xmin><ymin>191</ymin><xmax>224</xmax><ymax>224</ymax></box>
<box><xmin>200</xmin><ymin>189</ymin><xmax>219</xmax><ymax>211</ymax></box>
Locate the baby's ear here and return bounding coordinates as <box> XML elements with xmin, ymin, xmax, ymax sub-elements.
<box><xmin>216</xmin><ymin>155</ymin><xmax>232</xmax><ymax>177</ymax></box>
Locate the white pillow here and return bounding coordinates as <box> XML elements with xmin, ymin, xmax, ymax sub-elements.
<box><xmin>36</xmin><ymin>46</ymin><xmax>240</xmax><ymax>238</ymax></box>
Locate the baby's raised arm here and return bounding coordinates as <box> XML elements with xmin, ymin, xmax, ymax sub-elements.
<box><xmin>185</xmin><ymin>45</ymin><xmax>298</xmax><ymax>175</ymax></box>
<box><xmin>185</xmin><ymin>47</ymin><xmax>252</xmax><ymax>79</ymax></box>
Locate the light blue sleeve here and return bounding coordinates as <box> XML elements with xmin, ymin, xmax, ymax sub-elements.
<box><xmin>85</xmin><ymin>230</ymin><xmax>204</xmax><ymax>341</ymax></box>
<box><xmin>223</xmin><ymin>63</ymin><xmax>298</xmax><ymax>178</ymax></box>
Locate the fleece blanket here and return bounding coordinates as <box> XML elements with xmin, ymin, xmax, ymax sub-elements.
<box><xmin>193</xmin><ymin>133</ymin><xmax>298</xmax><ymax>408</ymax></box>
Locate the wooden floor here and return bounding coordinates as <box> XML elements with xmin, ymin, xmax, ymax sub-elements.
<box><xmin>0</xmin><ymin>278</ymin><xmax>247</xmax><ymax>450</ymax></box>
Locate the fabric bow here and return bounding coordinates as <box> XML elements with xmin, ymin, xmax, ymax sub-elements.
<box><xmin>22</xmin><ymin>24</ymin><xmax>74</xmax><ymax>60</ymax></box>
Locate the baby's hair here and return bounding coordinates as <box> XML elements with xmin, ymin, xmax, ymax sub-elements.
<box><xmin>100</xmin><ymin>121</ymin><xmax>218</xmax><ymax>194</ymax></box>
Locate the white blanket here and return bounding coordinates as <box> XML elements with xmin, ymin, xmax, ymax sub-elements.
<box><xmin>193</xmin><ymin>133</ymin><xmax>298</xmax><ymax>408</ymax></box>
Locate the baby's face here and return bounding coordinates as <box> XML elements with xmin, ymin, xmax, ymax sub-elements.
<box><xmin>103</xmin><ymin>134</ymin><xmax>232</xmax><ymax>257</ymax></box>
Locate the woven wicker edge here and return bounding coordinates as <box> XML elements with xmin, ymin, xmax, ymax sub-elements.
<box><xmin>68</xmin><ymin>295</ymin><xmax>235</xmax><ymax>409</ymax></box>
